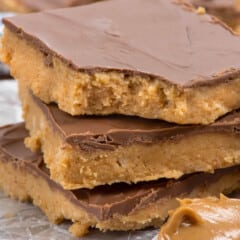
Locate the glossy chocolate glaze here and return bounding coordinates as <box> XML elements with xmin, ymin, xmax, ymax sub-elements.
<box><xmin>0</xmin><ymin>123</ymin><xmax>39</xmax><ymax>161</ymax></box>
<box><xmin>32</xmin><ymin>93</ymin><xmax>240</xmax><ymax>152</ymax></box>
<box><xmin>4</xmin><ymin>0</ymin><xmax>240</xmax><ymax>87</ymax></box>
<box><xmin>1</xmin><ymin>123</ymin><xmax>239</xmax><ymax>220</ymax></box>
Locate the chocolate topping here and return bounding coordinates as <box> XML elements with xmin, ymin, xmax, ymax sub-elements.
<box><xmin>18</xmin><ymin>0</ymin><xmax>99</xmax><ymax>11</ymax></box>
<box><xmin>228</xmin><ymin>190</ymin><xmax>240</xmax><ymax>199</ymax></box>
<box><xmin>3</xmin><ymin>0</ymin><xmax>240</xmax><ymax>87</ymax></box>
<box><xmin>0</xmin><ymin>123</ymin><xmax>240</xmax><ymax>220</ymax></box>
<box><xmin>32</xmin><ymin>93</ymin><xmax>240</xmax><ymax>152</ymax></box>
<box><xmin>0</xmin><ymin>62</ymin><xmax>11</xmax><ymax>79</ymax></box>
<box><xmin>0</xmin><ymin>123</ymin><xmax>39</xmax><ymax>161</ymax></box>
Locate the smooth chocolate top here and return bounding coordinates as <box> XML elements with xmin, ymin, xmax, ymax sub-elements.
<box><xmin>4</xmin><ymin>0</ymin><xmax>240</xmax><ymax>87</ymax></box>
<box><xmin>0</xmin><ymin>123</ymin><xmax>39</xmax><ymax>161</ymax></box>
<box><xmin>32</xmin><ymin>93</ymin><xmax>240</xmax><ymax>152</ymax></box>
<box><xmin>18</xmin><ymin>0</ymin><xmax>99</xmax><ymax>11</ymax></box>
<box><xmin>0</xmin><ymin>123</ymin><xmax>239</xmax><ymax>220</ymax></box>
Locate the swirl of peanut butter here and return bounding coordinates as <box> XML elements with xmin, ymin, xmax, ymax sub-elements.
<box><xmin>158</xmin><ymin>195</ymin><xmax>240</xmax><ymax>240</ymax></box>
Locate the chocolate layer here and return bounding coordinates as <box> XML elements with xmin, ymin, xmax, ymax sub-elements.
<box><xmin>0</xmin><ymin>62</ymin><xmax>11</xmax><ymax>79</ymax></box>
<box><xmin>32</xmin><ymin>92</ymin><xmax>240</xmax><ymax>152</ymax></box>
<box><xmin>3</xmin><ymin>0</ymin><xmax>240</xmax><ymax>87</ymax></box>
<box><xmin>16</xmin><ymin>0</ymin><xmax>99</xmax><ymax>11</ymax></box>
<box><xmin>1</xmin><ymin>123</ymin><xmax>240</xmax><ymax>220</ymax></box>
<box><xmin>228</xmin><ymin>190</ymin><xmax>240</xmax><ymax>199</ymax></box>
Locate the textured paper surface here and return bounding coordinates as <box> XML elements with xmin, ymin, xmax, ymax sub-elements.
<box><xmin>0</xmin><ymin>80</ymin><xmax>21</xmax><ymax>124</ymax></box>
<box><xmin>0</xmin><ymin>80</ymin><xmax>158</xmax><ymax>239</ymax></box>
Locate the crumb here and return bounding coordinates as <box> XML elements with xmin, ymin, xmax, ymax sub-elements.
<box><xmin>3</xmin><ymin>212</ymin><xmax>15</xmax><ymax>219</ymax></box>
<box><xmin>24</xmin><ymin>135</ymin><xmax>40</xmax><ymax>152</ymax></box>
<box><xmin>69</xmin><ymin>222</ymin><xmax>90</xmax><ymax>237</ymax></box>
<box><xmin>196</xmin><ymin>6</ymin><xmax>206</xmax><ymax>15</ymax></box>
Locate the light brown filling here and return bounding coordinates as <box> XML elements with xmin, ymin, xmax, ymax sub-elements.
<box><xmin>2</xmin><ymin>28</ymin><xmax>240</xmax><ymax>124</ymax></box>
<box><xmin>0</xmin><ymin>0</ymin><xmax>30</xmax><ymax>12</ymax></box>
<box><xmin>19</xmin><ymin>85</ymin><xmax>240</xmax><ymax>190</ymax></box>
<box><xmin>0</xmin><ymin>151</ymin><xmax>240</xmax><ymax>237</ymax></box>
<box><xmin>158</xmin><ymin>195</ymin><xmax>240</xmax><ymax>240</ymax></box>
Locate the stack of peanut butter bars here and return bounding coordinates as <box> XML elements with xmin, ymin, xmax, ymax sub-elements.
<box><xmin>1</xmin><ymin>0</ymin><xmax>240</xmax><ymax>237</ymax></box>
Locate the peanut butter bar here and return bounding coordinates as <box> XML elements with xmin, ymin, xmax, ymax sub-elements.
<box><xmin>0</xmin><ymin>0</ymin><xmax>98</xmax><ymax>13</ymax></box>
<box><xmin>158</xmin><ymin>195</ymin><xmax>240</xmax><ymax>240</ymax></box>
<box><xmin>1</xmin><ymin>123</ymin><xmax>240</xmax><ymax>236</ymax></box>
<box><xmin>3</xmin><ymin>0</ymin><xmax>240</xmax><ymax>124</ymax></box>
<box><xmin>191</xmin><ymin>0</ymin><xmax>240</xmax><ymax>32</ymax></box>
<box><xmin>20</xmin><ymin>88</ymin><xmax>240</xmax><ymax>189</ymax></box>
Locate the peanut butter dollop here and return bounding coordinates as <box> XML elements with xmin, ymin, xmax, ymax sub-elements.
<box><xmin>159</xmin><ymin>195</ymin><xmax>240</xmax><ymax>240</ymax></box>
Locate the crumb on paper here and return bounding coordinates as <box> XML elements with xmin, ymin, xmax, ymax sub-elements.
<box><xmin>69</xmin><ymin>222</ymin><xmax>90</xmax><ymax>237</ymax></box>
<box><xmin>3</xmin><ymin>212</ymin><xmax>15</xmax><ymax>219</ymax></box>
<box><xmin>196</xmin><ymin>6</ymin><xmax>206</xmax><ymax>15</ymax></box>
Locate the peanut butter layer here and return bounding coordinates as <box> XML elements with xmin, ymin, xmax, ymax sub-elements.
<box><xmin>158</xmin><ymin>195</ymin><xmax>240</xmax><ymax>240</ymax></box>
<box><xmin>1</xmin><ymin>123</ymin><xmax>240</xmax><ymax>237</ymax></box>
<box><xmin>3</xmin><ymin>0</ymin><xmax>240</xmax><ymax>124</ymax></box>
<box><xmin>20</xmin><ymin>87</ymin><xmax>240</xmax><ymax>189</ymax></box>
<box><xmin>191</xmin><ymin>0</ymin><xmax>240</xmax><ymax>32</ymax></box>
<box><xmin>0</xmin><ymin>0</ymin><xmax>99</xmax><ymax>13</ymax></box>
